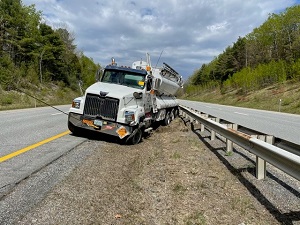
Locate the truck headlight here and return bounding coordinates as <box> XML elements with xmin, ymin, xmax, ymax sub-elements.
<box><xmin>125</xmin><ymin>111</ymin><xmax>135</xmax><ymax>123</ymax></box>
<box><xmin>72</xmin><ymin>99</ymin><xmax>81</xmax><ymax>109</ymax></box>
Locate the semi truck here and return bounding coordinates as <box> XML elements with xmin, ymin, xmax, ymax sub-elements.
<box><xmin>68</xmin><ymin>54</ymin><xmax>183</xmax><ymax>144</ymax></box>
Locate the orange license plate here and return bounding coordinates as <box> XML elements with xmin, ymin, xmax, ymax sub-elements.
<box><xmin>82</xmin><ymin>119</ymin><xmax>94</xmax><ymax>126</ymax></box>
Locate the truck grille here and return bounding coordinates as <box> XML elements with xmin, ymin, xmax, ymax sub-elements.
<box><xmin>83</xmin><ymin>94</ymin><xmax>119</xmax><ymax>121</ymax></box>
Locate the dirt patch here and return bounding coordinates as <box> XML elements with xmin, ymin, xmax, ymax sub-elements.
<box><xmin>18</xmin><ymin>118</ymin><xmax>286</xmax><ymax>224</ymax></box>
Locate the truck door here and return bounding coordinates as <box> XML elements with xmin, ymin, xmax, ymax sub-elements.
<box><xmin>144</xmin><ymin>77</ymin><xmax>153</xmax><ymax>113</ymax></box>
<box><xmin>145</xmin><ymin>77</ymin><xmax>158</xmax><ymax>113</ymax></box>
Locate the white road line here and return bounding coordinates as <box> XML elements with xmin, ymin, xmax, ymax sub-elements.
<box><xmin>51</xmin><ymin>112</ymin><xmax>62</xmax><ymax>116</ymax></box>
<box><xmin>234</xmin><ymin>112</ymin><xmax>248</xmax><ymax>116</ymax></box>
<box><xmin>51</xmin><ymin>112</ymin><xmax>68</xmax><ymax>116</ymax></box>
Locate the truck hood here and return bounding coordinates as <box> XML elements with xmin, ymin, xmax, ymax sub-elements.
<box><xmin>85</xmin><ymin>82</ymin><xmax>141</xmax><ymax>99</ymax></box>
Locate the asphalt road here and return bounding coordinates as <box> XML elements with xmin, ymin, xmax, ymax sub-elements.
<box><xmin>178</xmin><ymin>99</ymin><xmax>300</xmax><ymax>145</ymax></box>
<box><xmin>0</xmin><ymin>105</ymin><xmax>70</xmax><ymax>156</ymax></box>
<box><xmin>0</xmin><ymin>102</ymin><xmax>299</xmax><ymax>224</ymax></box>
<box><xmin>0</xmin><ymin>105</ymin><xmax>86</xmax><ymax>197</ymax></box>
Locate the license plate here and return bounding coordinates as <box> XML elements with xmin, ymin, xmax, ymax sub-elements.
<box><xmin>94</xmin><ymin>119</ymin><xmax>103</xmax><ymax>126</ymax></box>
<box><xmin>83</xmin><ymin>119</ymin><xmax>93</xmax><ymax>126</ymax></box>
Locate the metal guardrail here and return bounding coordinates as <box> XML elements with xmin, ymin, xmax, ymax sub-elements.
<box><xmin>179</xmin><ymin>105</ymin><xmax>300</xmax><ymax>181</ymax></box>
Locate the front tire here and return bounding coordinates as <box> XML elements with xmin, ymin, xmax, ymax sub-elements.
<box><xmin>126</xmin><ymin>128</ymin><xmax>142</xmax><ymax>145</ymax></box>
<box><xmin>68</xmin><ymin>121</ymin><xmax>82</xmax><ymax>136</ymax></box>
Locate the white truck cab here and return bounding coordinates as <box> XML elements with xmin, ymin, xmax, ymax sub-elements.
<box><xmin>68</xmin><ymin>56</ymin><xmax>182</xmax><ymax>144</ymax></box>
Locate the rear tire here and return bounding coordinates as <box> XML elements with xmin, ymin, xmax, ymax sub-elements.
<box><xmin>170</xmin><ymin>109</ymin><xmax>175</xmax><ymax>121</ymax></box>
<box><xmin>162</xmin><ymin>112</ymin><xmax>171</xmax><ymax>126</ymax></box>
<box><xmin>174</xmin><ymin>108</ymin><xmax>179</xmax><ymax>118</ymax></box>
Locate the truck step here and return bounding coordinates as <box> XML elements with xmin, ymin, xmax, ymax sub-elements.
<box><xmin>144</xmin><ymin>127</ymin><xmax>153</xmax><ymax>133</ymax></box>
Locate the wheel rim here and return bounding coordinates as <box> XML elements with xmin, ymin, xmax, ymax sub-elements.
<box><xmin>166</xmin><ymin>113</ymin><xmax>170</xmax><ymax>125</ymax></box>
<box><xmin>131</xmin><ymin>128</ymin><xmax>142</xmax><ymax>144</ymax></box>
<box><xmin>171</xmin><ymin>110</ymin><xmax>175</xmax><ymax>120</ymax></box>
<box><xmin>174</xmin><ymin>109</ymin><xmax>179</xmax><ymax>117</ymax></box>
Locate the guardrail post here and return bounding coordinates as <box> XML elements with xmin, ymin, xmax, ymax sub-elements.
<box><xmin>256</xmin><ymin>155</ymin><xmax>266</xmax><ymax>180</ymax></box>
<box><xmin>226</xmin><ymin>139</ymin><xmax>233</xmax><ymax>153</ymax></box>
<box><xmin>200</xmin><ymin>113</ymin><xmax>207</xmax><ymax>133</ymax></box>
<box><xmin>210</xmin><ymin>118</ymin><xmax>216</xmax><ymax>140</ymax></box>
<box><xmin>190</xmin><ymin>116</ymin><xmax>194</xmax><ymax>123</ymax></box>
<box><xmin>256</xmin><ymin>135</ymin><xmax>275</xmax><ymax>180</ymax></box>
<box><xmin>195</xmin><ymin>110</ymin><xmax>200</xmax><ymax>125</ymax></box>
<box><xmin>190</xmin><ymin>110</ymin><xmax>196</xmax><ymax>123</ymax></box>
<box><xmin>226</xmin><ymin>124</ymin><xmax>237</xmax><ymax>153</ymax></box>
<box><xmin>210</xmin><ymin>118</ymin><xmax>220</xmax><ymax>141</ymax></box>
<box><xmin>200</xmin><ymin>123</ymin><xmax>205</xmax><ymax>132</ymax></box>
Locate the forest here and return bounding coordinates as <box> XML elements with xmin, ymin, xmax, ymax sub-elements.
<box><xmin>187</xmin><ymin>5</ymin><xmax>300</xmax><ymax>95</ymax></box>
<box><xmin>0</xmin><ymin>0</ymin><xmax>99</xmax><ymax>93</ymax></box>
<box><xmin>1</xmin><ymin>1</ymin><xmax>300</xmax><ymax>108</ymax></box>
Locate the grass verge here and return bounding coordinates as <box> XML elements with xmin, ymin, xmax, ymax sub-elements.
<box><xmin>0</xmin><ymin>83</ymin><xmax>80</xmax><ymax>110</ymax></box>
<box><xmin>183</xmin><ymin>80</ymin><xmax>300</xmax><ymax>114</ymax></box>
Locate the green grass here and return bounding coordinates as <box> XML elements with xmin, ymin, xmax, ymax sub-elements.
<box><xmin>3</xmin><ymin>80</ymin><xmax>299</xmax><ymax>115</ymax></box>
<box><xmin>225</xmin><ymin>151</ymin><xmax>233</xmax><ymax>156</ymax></box>
<box><xmin>183</xmin><ymin>80</ymin><xmax>300</xmax><ymax>115</ymax></box>
<box><xmin>171</xmin><ymin>151</ymin><xmax>181</xmax><ymax>159</ymax></box>
<box><xmin>230</xmin><ymin>196</ymin><xmax>254</xmax><ymax>216</ymax></box>
<box><xmin>0</xmin><ymin>83</ymin><xmax>80</xmax><ymax>110</ymax></box>
<box><xmin>173</xmin><ymin>183</ymin><xmax>187</xmax><ymax>194</ymax></box>
<box><xmin>185</xmin><ymin>211</ymin><xmax>206</xmax><ymax>225</ymax></box>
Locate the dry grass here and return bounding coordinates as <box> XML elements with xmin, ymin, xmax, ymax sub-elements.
<box><xmin>17</xmin><ymin>118</ymin><xmax>280</xmax><ymax>225</ymax></box>
<box><xmin>184</xmin><ymin>80</ymin><xmax>300</xmax><ymax>114</ymax></box>
<box><xmin>0</xmin><ymin>83</ymin><xmax>80</xmax><ymax>110</ymax></box>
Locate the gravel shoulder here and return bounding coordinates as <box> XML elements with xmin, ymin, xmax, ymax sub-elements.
<box><xmin>17</xmin><ymin>117</ymin><xmax>300</xmax><ymax>225</ymax></box>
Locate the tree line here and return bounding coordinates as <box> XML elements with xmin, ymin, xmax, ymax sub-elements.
<box><xmin>188</xmin><ymin>5</ymin><xmax>300</xmax><ymax>94</ymax></box>
<box><xmin>0</xmin><ymin>0</ymin><xmax>99</xmax><ymax>91</ymax></box>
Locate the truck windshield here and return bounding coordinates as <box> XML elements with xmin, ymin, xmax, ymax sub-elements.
<box><xmin>101</xmin><ymin>70</ymin><xmax>145</xmax><ymax>89</ymax></box>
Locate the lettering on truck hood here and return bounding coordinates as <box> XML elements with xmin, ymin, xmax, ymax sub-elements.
<box><xmin>86</xmin><ymin>82</ymin><xmax>139</xmax><ymax>99</ymax></box>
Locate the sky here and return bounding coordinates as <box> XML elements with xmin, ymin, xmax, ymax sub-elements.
<box><xmin>22</xmin><ymin>0</ymin><xmax>300</xmax><ymax>80</ymax></box>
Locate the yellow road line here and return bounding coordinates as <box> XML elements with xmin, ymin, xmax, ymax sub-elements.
<box><xmin>0</xmin><ymin>130</ymin><xmax>70</xmax><ymax>163</ymax></box>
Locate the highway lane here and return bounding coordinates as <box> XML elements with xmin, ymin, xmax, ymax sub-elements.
<box><xmin>0</xmin><ymin>105</ymin><xmax>86</xmax><ymax>197</ymax></box>
<box><xmin>178</xmin><ymin>99</ymin><xmax>300</xmax><ymax>145</ymax></box>
<box><xmin>0</xmin><ymin>105</ymin><xmax>70</xmax><ymax>156</ymax></box>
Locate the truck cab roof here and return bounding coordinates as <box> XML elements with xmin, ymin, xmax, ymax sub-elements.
<box><xmin>104</xmin><ymin>65</ymin><xmax>148</xmax><ymax>75</ymax></box>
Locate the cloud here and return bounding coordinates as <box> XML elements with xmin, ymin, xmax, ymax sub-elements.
<box><xmin>23</xmin><ymin>0</ymin><xmax>299</xmax><ymax>79</ymax></box>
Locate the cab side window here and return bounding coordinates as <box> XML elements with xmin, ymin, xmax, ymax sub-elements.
<box><xmin>102</xmin><ymin>71</ymin><xmax>111</xmax><ymax>82</ymax></box>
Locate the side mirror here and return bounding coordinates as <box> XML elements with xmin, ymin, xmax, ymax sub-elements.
<box><xmin>133</xmin><ymin>92</ymin><xmax>143</xmax><ymax>99</ymax></box>
<box><xmin>95</xmin><ymin>69</ymin><xmax>103</xmax><ymax>81</ymax></box>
